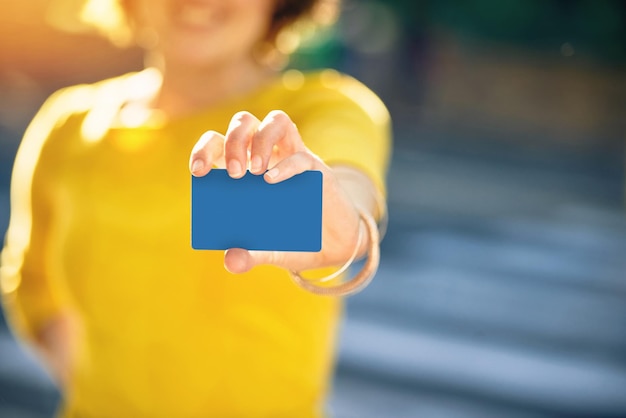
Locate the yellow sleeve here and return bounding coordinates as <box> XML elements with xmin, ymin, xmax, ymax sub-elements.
<box><xmin>0</xmin><ymin>86</ymin><xmax>82</xmax><ymax>342</ymax></box>
<box><xmin>292</xmin><ymin>71</ymin><xmax>392</xmax><ymax>198</ymax></box>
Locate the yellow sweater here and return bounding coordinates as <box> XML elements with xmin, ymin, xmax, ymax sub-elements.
<box><xmin>0</xmin><ymin>69</ymin><xmax>391</xmax><ymax>418</ymax></box>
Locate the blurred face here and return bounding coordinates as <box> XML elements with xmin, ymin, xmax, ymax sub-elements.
<box><xmin>127</xmin><ymin>0</ymin><xmax>276</xmax><ymax>67</ymax></box>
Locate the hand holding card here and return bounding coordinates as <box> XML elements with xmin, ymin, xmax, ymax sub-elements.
<box><xmin>188</xmin><ymin>110</ymin><xmax>373</xmax><ymax>287</ymax></box>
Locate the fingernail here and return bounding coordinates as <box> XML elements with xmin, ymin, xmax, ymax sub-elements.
<box><xmin>191</xmin><ymin>159</ymin><xmax>204</xmax><ymax>173</ymax></box>
<box><xmin>265</xmin><ymin>167</ymin><xmax>279</xmax><ymax>180</ymax></box>
<box><xmin>228</xmin><ymin>159</ymin><xmax>242</xmax><ymax>177</ymax></box>
<box><xmin>251</xmin><ymin>155</ymin><xmax>262</xmax><ymax>173</ymax></box>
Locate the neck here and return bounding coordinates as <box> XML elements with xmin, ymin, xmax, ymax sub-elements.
<box><xmin>145</xmin><ymin>52</ymin><xmax>276</xmax><ymax>117</ymax></box>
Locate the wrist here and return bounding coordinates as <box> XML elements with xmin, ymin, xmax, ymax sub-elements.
<box><xmin>290</xmin><ymin>207</ymin><xmax>380</xmax><ymax>297</ymax></box>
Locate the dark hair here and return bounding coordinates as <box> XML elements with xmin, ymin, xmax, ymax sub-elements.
<box><xmin>269</xmin><ymin>0</ymin><xmax>339</xmax><ymax>40</ymax></box>
<box><xmin>273</xmin><ymin>0</ymin><xmax>318</xmax><ymax>26</ymax></box>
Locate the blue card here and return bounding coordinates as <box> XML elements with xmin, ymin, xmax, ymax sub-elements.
<box><xmin>191</xmin><ymin>169</ymin><xmax>323</xmax><ymax>251</ymax></box>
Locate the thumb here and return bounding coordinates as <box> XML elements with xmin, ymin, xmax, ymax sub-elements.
<box><xmin>223</xmin><ymin>249</ymin><xmax>283</xmax><ymax>274</ymax></box>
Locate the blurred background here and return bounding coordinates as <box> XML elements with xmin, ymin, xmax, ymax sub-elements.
<box><xmin>1</xmin><ymin>0</ymin><xmax>625</xmax><ymax>417</ymax></box>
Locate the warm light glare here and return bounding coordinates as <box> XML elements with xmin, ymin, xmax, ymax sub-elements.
<box><xmin>118</xmin><ymin>104</ymin><xmax>151</xmax><ymax>128</ymax></box>
<box><xmin>80</xmin><ymin>0</ymin><xmax>131</xmax><ymax>46</ymax></box>
<box><xmin>282</xmin><ymin>69</ymin><xmax>305</xmax><ymax>91</ymax></box>
<box><xmin>276</xmin><ymin>30</ymin><xmax>301</xmax><ymax>55</ymax></box>
<box><xmin>314</xmin><ymin>0</ymin><xmax>341</xmax><ymax>26</ymax></box>
<box><xmin>340</xmin><ymin>80</ymin><xmax>389</xmax><ymax>127</ymax></box>
<box><xmin>0</xmin><ymin>265</ymin><xmax>20</xmax><ymax>294</ymax></box>
<box><xmin>126</xmin><ymin>67</ymin><xmax>161</xmax><ymax>102</ymax></box>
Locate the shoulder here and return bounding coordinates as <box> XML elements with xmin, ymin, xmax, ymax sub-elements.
<box><xmin>276</xmin><ymin>70</ymin><xmax>392</xmax><ymax>193</ymax></box>
<box><xmin>13</xmin><ymin>72</ymin><xmax>142</xmax><ymax>177</ymax></box>
<box><xmin>19</xmin><ymin>69</ymin><xmax>152</xmax><ymax>147</ymax></box>
<box><xmin>279</xmin><ymin>69</ymin><xmax>391</xmax><ymax>128</ymax></box>
<box><xmin>30</xmin><ymin>70</ymin><xmax>148</xmax><ymax>135</ymax></box>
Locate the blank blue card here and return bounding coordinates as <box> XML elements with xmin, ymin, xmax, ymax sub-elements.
<box><xmin>191</xmin><ymin>169</ymin><xmax>323</xmax><ymax>251</ymax></box>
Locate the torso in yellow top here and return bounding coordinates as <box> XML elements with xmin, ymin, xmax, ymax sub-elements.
<box><xmin>0</xmin><ymin>69</ymin><xmax>391</xmax><ymax>418</ymax></box>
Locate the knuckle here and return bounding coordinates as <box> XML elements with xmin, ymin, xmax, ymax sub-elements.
<box><xmin>268</xmin><ymin>251</ymin><xmax>283</xmax><ymax>266</ymax></box>
<box><xmin>298</xmin><ymin>151</ymin><xmax>319</xmax><ymax>168</ymax></box>
<box><xmin>267</xmin><ymin>110</ymin><xmax>290</xmax><ymax>125</ymax></box>
<box><xmin>232</xmin><ymin>110</ymin><xmax>255</xmax><ymax>123</ymax></box>
<box><xmin>227</xmin><ymin>112</ymin><xmax>257</xmax><ymax>139</ymax></box>
<box><xmin>250</xmin><ymin>136</ymin><xmax>268</xmax><ymax>151</ymax></box>
<box><xmin>294</xmin><ymin>151</ymin><xmax>310</xmax><ymax>160</ymax></box>
<box><xmin>225</xmin><ymin>128</ymin><xmax>249</xmax><ymax>146</ymax></box>
<box><xmin>200</xmin><ymin>130</ymin><xmax>220</xmax><ymax>142</ymax></box>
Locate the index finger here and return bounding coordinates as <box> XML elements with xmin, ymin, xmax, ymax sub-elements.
<box><xmin>189</xmin><ymin>130</ymin><xmax>226</xmax><ymax>177</ymax></box>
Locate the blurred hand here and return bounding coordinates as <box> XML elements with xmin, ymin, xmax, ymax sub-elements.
<box><xmin>189</xmin><ymin>110</ymin><xmax>371</xmax><ymax>274</ymax></box>
<box><xmin>35</xmin><ymin>311</ymin><xmax>80</xmax><ymax>390</ymax></box>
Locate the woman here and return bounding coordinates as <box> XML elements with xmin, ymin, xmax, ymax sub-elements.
<box><xmin>0</xmin><ymin>0</ymin><xmax>391</xmax><ymax>416</ymax></box>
